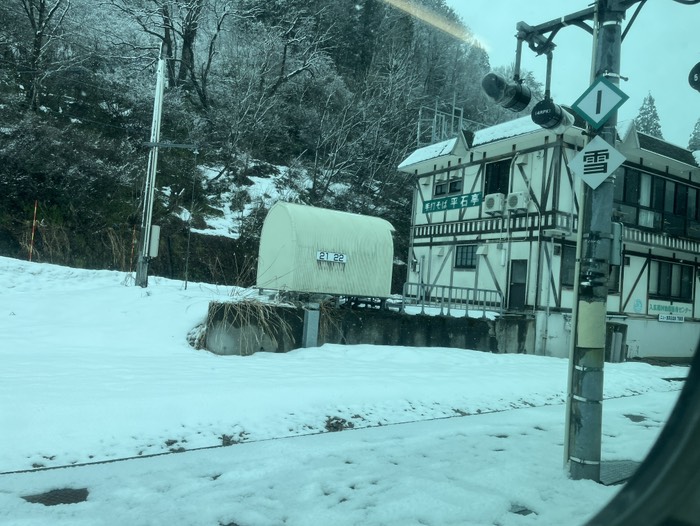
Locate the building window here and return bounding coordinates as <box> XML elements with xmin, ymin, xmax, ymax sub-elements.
<box><xmin>434</xmin><ymin>182</ymin><xmax>447</xmax><ymax>197</ymax></box>
<box><xmin>681</xmin><ymin>265</ymin><xmax>694</xmax><ymax>300</ymax></box>
<box><xmin>484</xmin><ymin>159</ymin><xmax>511</xmax><ymax>195</ymax></box>
<box><xmin>652</xmin><ymin>177</ymin><xmax>665</xmax><ymax>211</ymax></box>
<box><xmin>675</xmin><ymin>184</ymin><xmax>688</xmax><ymax>216</ymax></box>
<box><xmin>638</xmin><ymin>209</ymin><xmax>660</xmax><ymax>229</ymax></box>
<box><xmin>614</xmin><ymin>168</ymin><xmax>700</xmax><ymax>238</ymax></box>
<box><xmin>608</xmin><ymin>265</ymin><xmax>620</xmax><ymax>293</ymax></box>
<box><xmin>639</xmin><ymin>173</ymin><xmax>652</xmax><ymax>207</ymax></box>
<box><xmin>448</xmin><ymin>179</ymin><xmax>462</xmax><ymax>194</ymax></box>
<box><xmin>664</xmin><ymin>181</ymin><xmax>676</xmax><ymax>213</ymax></box>
<box><xmin>623</xmin><ymin>169</ymin><xmax>640</xmax><ymax>204</ymax></box>
<box><xmin>455</xmin><ymin>245</ymin><xmax>477</xmax><ymax>269</ymax></box>
<box><xmin>688</xmin><ymin>187</ymin><xmax>698</xmax><ymax>220</ymax></box>
<box><xmin>561</xmin><ymin>244</ymin><xmax>576</xmax><ymax>287</ymax></box>
<box><xmin>649</xmin><ymin>260</ymin><xmax>693</xmax><ymax>301</ymax></box>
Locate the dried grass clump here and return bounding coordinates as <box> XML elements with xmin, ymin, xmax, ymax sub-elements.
<box><xmin>207</xmin><ymin>299</ymin><xmax>295</xmax><ymax>355</ymax></box>
<box><xmin>318</xmin><ymin>299</ymin><xmax>344</xmax><ymax>343</ymax></box>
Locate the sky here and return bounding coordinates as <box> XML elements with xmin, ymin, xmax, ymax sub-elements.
<box><xmin>0</xmin><ymin>255</ymin><xmax>690</xmax><ymax>525</ymax></box>
<box><xmin>445</xmin><ymin>0</ymin><xmax>700</xmax><ymax>147</ymax></box>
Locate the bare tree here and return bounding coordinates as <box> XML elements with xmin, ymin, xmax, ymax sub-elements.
<box><xmin>263</xmin><ymin>12</ymin><xmax>332</xmax><ymax>98</ymax></box>
<box><xmin>12</xmin><ymin>0</ymin><xmax>72</xmax><ymax>110</ymax></box>
<box><xmin>107</xmin><ymin>0</ymin><xmax>244</xmax><ymax>109</ymax></box>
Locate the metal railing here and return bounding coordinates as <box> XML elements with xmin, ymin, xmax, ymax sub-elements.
<box><xmin>401</xmin><ymin>282</ymin><xmax>503</xmax><ymax>318</ymax></box>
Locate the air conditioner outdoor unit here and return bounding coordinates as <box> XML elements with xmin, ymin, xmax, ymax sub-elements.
<box><xmin>483</xmin><ymin>193</ymin><xmax>505</xmax><ymax>215</ymax></box>
<box><xmin>507</xmin><ymin>191</ymin><xmax>530</xmax><ymax>212</ymax></box>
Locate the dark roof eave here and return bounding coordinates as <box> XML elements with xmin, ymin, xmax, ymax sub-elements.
<box><xmin>637</xmin><ymin>132</ymin><xmax>699</xmax><ymax>168</ymax></box>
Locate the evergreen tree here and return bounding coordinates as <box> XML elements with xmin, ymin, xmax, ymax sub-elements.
<box><xmin>634</xmin><ymin>93</ymin><xmax>664</xmax><ymax>139</ymax></box>
<box><xmin>688</xmin><ymin>118</ymin><xmax>700</xmax><ymax>151</ymax></box>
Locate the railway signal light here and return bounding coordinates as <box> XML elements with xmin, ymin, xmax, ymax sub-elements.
<box><xmin>481</xmin><ymin>72</ymin><xmax>532</xmax><ymax>112</ymax></box>
<box><xmin>531</xmin><ymin>97</ymin><xmax>574</xmax><ymax>134</ymax></box>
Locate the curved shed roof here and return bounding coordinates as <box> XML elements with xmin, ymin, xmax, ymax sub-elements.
<box><xmin>256</xmin><ymin>202</ymin><xmax>395</xmax><ymax>297</ymax></box>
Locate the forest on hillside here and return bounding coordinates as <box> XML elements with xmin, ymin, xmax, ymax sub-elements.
<box><xmin>0</xmin><ymin>0</ymin><xmax>541</xmax><ymax>287</ymax></box>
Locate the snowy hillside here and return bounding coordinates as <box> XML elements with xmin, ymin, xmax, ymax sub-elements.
<box><xmin>0</xmin><ymin>256</ymin><xmax>689</xmax><ymax>525</ymax></box>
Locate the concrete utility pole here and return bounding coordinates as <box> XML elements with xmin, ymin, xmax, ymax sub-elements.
<box><xmin>511</xmin><ymin>0</ymin><xmax>647</xmax><ymax>481</ymax></box>
<box><xmin>135</xmin><ymin>49</ymin><xmax>166</xmax><ymax>288</ymax></box>
<box><xmin>566</xmin><ymin>0</ymin><xmax>625</xmax><ymax>482</ymax></box>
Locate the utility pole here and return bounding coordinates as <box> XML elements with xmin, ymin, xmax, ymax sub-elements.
<box><xmin>566</xmin><ymin>0</ymin><xmax>625</xmax><ymax>481</ymax></box>
<box><xmin>135</xmin><ymin>48</ymin><xmax>166</xmax><ymax>288</ymax></box>
<box><xmin>517</xmin><ymin>0</ymin><xmax>631</xmax><ymax>482</ymax></box>
<box><xmin>488</xmin><ymin>0</ymin><xmax>647</xmax><ymax>481</ymax></box>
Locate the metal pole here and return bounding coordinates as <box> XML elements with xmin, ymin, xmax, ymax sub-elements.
<box><xmin>564</xmin><ymin>0</ymin><xmax>600</xmax><ymax>472</ymax></box>
<box><xmin>183</xmin><ymin>149</ymin><xmax>199</xmax><ymax>290</ymax></box>
<box><xmin>29</xmin><ymin>199</ymin><xmax>38</xmax><ymax>262</ymax></box>
<box><xmin>567</xmin><ymin>0</ymin><xmax>624</xmax><ymax>481</ymax></box>
<box><xmin>135</xmin><ymin>48</ymin><xmax>166</xmax><ymax>288</ymax></box>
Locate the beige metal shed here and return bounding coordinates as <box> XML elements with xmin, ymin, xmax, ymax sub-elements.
<box><xmin>256</xmin><ymin>202</ymin><xmax>395</xmax><ymax>297</ymax></box>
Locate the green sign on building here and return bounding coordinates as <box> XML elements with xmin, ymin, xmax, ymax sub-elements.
<box><xmin>423</xmin><ymin>192</ymin><xmax>482</xmax><ymax>214</ymax></box>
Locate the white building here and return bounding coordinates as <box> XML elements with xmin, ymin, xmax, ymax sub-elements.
<box><xmin>398</xmin><ymin>116</ymin><xmax>700</xmax><ymax>361</ymax></box>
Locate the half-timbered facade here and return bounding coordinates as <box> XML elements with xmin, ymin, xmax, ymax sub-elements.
<box><xmin>399</xmin><ymin>116</ymin><xmax>700</xmax><ymax>361</ymax></box>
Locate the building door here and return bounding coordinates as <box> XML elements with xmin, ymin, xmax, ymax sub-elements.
<box><xmin>509</xmin><ymin>260</ymin><xmax>527</xmax><ymax>310</ymax></box>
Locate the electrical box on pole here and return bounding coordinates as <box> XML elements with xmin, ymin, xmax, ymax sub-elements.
<box><xmin>148</xmin><ymin>225</ymin><xmax>161</xmax><ymax>258</ymax></box>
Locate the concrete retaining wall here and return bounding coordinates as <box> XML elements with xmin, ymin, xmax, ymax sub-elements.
<box><xmin>204</xmin><ymin>302</ymin><xmax>535</xmax><ymax>356</ymax></box>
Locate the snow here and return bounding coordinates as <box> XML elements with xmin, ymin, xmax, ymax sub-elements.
<box><xmin>0</xmin><ymin>255</ymin><xmax>689</xmax><ymax>525</ymax></box>
<box><xmin>402</xmin><ymin>305</ymin><xmax>499</xmax><ymax>320</ymax></box>
<box><xmin>616</xmin><ymin>119</ymin><xmax>635</xmax><ymax>142</ymax></box>
<box><xmin>193</xmin><ymin>166</ymin><xmax>301</xmax><ymax>239</ymax></box>
<box><xmin>186</xmin><ymin>163</ymin><xmax>352</xmax><ymax>239</ymax></box>
<box><xmin>398</xmin><ymin>137</ymin><xmax>459</xmax><ymax>169</ymax></box>
<box><xmin>398</xmin><ymin>116</ymin><xmax>545</xmax><ymax>167</ymax></box>
<box><xmin>472</xmin><ymin>116</ymin><xmax>542</xmax><ymax>146</ymax></box>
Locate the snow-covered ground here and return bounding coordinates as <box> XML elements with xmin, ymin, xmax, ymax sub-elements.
<box><xmin>0</xmin><ymin>256</ymin><xmax>688</xmax><ymax>525</ymax></box>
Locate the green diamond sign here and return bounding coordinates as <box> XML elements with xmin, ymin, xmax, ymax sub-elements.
<box><xmin>572</xmin><ymin>77</ymin><xmax>629</xmax><ymax>130</ymax></box>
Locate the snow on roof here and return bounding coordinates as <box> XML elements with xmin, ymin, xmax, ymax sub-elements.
<box><xmin>471</xmin><ymin>116</ymin><xmax>541</xmax><ymax>147</ymax></box>
<box><xmin>397</xmin><ymin>137</ymin><xmax>458</xmax><ymax>169</ymax></box>
<box><xmin>616</xmin><ymin>119</ymin><xmax>635</xmax><ymax>142</ymax></box>
<box><xmin>400</xmin><ymin>113</ymin><xmax>698</xmax><ymax>173</ymax></box>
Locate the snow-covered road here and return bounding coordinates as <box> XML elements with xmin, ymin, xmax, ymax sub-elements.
<box><xmin>0</xmin><ymin>256</ymin><xmax>687</xmax><ymax>525</ymax></box>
